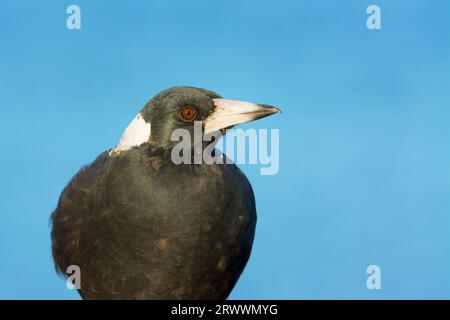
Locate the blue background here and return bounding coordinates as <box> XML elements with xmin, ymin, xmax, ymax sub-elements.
<box><xmin>1</xmin><ymin>0</ymin><xmax>449</xmax><ymax>299</ymax></box>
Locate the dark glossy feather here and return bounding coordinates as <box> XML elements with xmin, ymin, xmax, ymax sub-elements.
<box><xmin>51</xmin><ymin>144</ymin><xmax>256</xmax><ymax>299</ymax></box>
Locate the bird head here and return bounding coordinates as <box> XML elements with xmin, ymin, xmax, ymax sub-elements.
<box><xmin>139</xmin><ymin>86</ymin><xmax>280</xmax><ymax>150</ymax></box>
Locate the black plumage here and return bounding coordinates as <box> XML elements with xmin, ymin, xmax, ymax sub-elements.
<box><xmin>51</xmin><ymin>86</ymin><xmax>279</xmax><ymax>299</ymax></box>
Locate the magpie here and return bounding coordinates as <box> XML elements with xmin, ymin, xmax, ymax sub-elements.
<box><xmin>51</xmin><ymin>86</ymin><xmax>280</xmax><ymax>299</ymax></box>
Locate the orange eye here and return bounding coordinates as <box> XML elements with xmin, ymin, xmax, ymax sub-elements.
<box><xmin>180</xmin><ymin>106</ymin><xmax>196</xmax><ymax>121</ymax></box>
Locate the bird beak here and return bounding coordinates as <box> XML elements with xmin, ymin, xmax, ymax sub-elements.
<box><xmin>204</xmin><ymin>98</ymin><xmax>281</xmax><ymax>135</ymax></box>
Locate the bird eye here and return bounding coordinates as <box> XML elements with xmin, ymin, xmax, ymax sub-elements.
<box><xmin>180</xmin><ymin>106</ymin><xmax>196</xmax><ymax>121</ymax></box>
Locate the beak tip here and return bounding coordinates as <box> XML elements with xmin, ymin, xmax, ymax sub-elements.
<box><xmin>260</xmin><ymin>104</ymin><xmax>281</xmax><ymax>114</ymax></box>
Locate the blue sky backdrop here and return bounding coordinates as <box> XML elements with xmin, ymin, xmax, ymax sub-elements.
<box><xmin>0</xmin><ymin>0</ymin><xmax>449</xmax><ymax>299</ymax></box>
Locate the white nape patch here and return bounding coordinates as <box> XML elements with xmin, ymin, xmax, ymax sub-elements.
<box><xmin>111</xmin><ymin>113</ymin><xmax>151</xmax><ymax>154</ymax></box>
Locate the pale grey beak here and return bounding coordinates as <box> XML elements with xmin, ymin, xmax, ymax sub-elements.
<box><xmin>204</xmin><ymin>98</ymin><xmax>281</xmax><ymax>134</ymax></box>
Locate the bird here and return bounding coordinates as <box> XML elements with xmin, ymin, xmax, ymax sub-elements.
<box><xmin>51</xmin><ymin>86</ymin><xmax>280</xmax><ymax>299</ymax></box>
